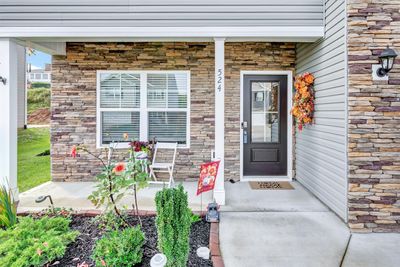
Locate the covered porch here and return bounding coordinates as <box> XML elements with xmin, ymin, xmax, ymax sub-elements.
<box><xmin>0</xmin><ymin>27</ymin><xmax>326</xmax><ymax>205</ymax></box>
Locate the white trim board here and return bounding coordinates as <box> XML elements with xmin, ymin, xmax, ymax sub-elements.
<box><xmin>5</xmin><ymin>26</ymin><xmax>324</xmax><ymax>42</ymax></box>
<box><xmin>239</xmin><ymin>70</ymin><xmax>293</xmax><ymax>182</ymax></box>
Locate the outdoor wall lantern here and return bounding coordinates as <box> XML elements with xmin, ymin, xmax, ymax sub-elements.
<box><xmin>376</xmin><ymin>46</ymin><xmax>398</xmax><ymax>77</ymax></box>
<box><xmin>0</xmin><ymin>76</ymin><xmax>6</xmax><ymax>85</ymax></box>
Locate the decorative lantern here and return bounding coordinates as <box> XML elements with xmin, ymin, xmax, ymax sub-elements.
<box><xmin>206</xmin><ymin>201</ymin><xmax>220</xmax><ymax>223</ymax></box>
<box><xmin>377</xmin><ymin>46</ymin><xmax>398</xmax><ymax>77</ymax></box>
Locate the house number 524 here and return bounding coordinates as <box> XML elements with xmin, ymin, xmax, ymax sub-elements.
<box><xmin>217</xmin><ymin>68</ymin><xmax>223</xmax><ymax>92</ymax></box>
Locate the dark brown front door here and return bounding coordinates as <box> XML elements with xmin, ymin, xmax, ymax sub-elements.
<box><xmin>243</xmin><ymin>75</ymin><xmax>287</xmax><ymax>176</ymax></box>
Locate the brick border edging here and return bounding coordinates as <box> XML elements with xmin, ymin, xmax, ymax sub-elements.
<box><xmin>210</xmin><ymin>222</ymin><xmax>225</xmax><ymax>267</ymax></box>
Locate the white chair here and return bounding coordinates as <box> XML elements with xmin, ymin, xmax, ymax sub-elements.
<box><xmin>149</xmin><ymin>142</ymin><xmax>177</xmax><ymax>188</ymax></box>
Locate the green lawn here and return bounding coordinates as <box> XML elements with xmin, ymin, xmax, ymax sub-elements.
<box><xmin>18</xmin><ymin>127</ymin><xmax>51</xmax><ymax>192</ymax></box>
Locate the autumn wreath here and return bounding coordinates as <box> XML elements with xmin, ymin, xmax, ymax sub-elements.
<box><xmin>291</xmin><ymin>72</ymin><xmax>315</xmax><ymax>131</ymax></box>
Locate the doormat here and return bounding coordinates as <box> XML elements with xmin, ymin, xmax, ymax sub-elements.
<box><xmin>249</xmin><ymin>181</ymin><xmax>294</xmax><ymax>190</ymax></box>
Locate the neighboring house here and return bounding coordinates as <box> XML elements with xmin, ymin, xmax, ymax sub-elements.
<box><xmin>0</xmin><ymin>0</ymin><xmax>399</xmax><ymax>233</ymax></box>
<box><xmin>27</xmin><ymin>64</ymin><xmax>52</xmax><ymax>84</ymax></box>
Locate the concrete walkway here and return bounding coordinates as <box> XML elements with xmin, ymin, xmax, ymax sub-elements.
<box><xmin>219</xmin><ymin>181</ymin><xmax>400</xmax><ymax>267</ymax></box>
<box><xmin>342</xmin><ymin>233</ymin><xmax>400</xmax><ymax>267</ymax></box>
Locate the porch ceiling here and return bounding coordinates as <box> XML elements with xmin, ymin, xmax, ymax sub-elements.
<box><xmin>3</xmin><ymin>26</ymin><xmax>324</xmax><ymax>54</ymax></box>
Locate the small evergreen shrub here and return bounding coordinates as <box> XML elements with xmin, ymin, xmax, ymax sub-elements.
<box><xmin>0</xmin><ymin>216</ymin><xmax>78</xmax><ymax>267</ymax></box>
<box><xmin>155</xmin><ymin>185</ymin><xmax>192</xmax><ymax>267</ymax></box>
<box><xmin>92</xmin><ymin>226</ymin><xmax>145</xmax><ymax>267</ymax></box>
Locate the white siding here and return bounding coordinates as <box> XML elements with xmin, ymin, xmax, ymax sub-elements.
<box><xmin>0</xmin><ymin>0</ymin><xmax>324</xmax><ymax>27</ymax></box>
<box><xmin>295</xmin><ymin>0</ymin><xmax>347</xmax><ymax>220</ymax></box>
<box><xmin>17</xmin><ymin>45</ymin><xmax>26</xmax><ymax>128</ymax></box>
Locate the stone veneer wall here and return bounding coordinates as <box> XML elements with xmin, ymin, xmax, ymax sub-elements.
<box><xmin>51</xmin><ymin>42</ymin><xmax>215</xmax><ymax>181</ymax></box>
<box><xmin>348</xmin><ymin>1</ymin><xmax>400</xmax><ymax>232</ymax></box>
<box><xmin>51</xmin><ymin>42</ymin><xmax>296</xmax><ymax>182</ymax></box>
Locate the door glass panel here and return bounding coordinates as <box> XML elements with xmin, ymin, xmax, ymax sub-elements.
<box><xmin>251</xmin><ymin>82</ymin><xmax>280</xmax><ymax>143</ymax></box>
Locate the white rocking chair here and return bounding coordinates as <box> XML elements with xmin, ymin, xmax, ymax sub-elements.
<box><xmin>149</xmin><ymin>142</ymin><xmax>177</xmax><ymax>188</ymax></box>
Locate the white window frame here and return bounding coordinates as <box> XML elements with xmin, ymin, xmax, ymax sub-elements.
<box><xmin>96</xmin><ymin>70</ymin><xmax>191</xmax><ymax>149</ymax></box>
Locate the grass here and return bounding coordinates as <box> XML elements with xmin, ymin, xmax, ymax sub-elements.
<box><xmin>27</xmin><ymin>88</ymin><xmax>50</xmax><ymax>114</ymax></box>
<box><xmin>18</xmin><ymin>127</ymin><xmax>51</xmax><ymax>192</ymax></box>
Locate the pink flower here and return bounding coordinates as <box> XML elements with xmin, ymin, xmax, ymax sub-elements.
<box><xmin>113</xmin><ymin>162</ymin><xmax>126</xmax><ymax>175</ymax></box>
<box><xmin>123</xmin><ymin>133</ymin><xmax>129</xmax><ymax>140</ymax></box>
<box><xmin>71</xmin><ymin>146</ymin><xmax>77</xmax><ymax>158</ymax></box>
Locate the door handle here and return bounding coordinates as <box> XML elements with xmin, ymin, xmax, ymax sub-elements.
<box><xmin>241</xmin><ymin>121</ymin><xmax>248</xmax><ymax>129</ymax></box>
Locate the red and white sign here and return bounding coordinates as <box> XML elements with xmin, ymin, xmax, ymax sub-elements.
<box><xmin>197</xmin><ymin>161</ymin><xmax>220</xmax><ymax>196</ymax></box>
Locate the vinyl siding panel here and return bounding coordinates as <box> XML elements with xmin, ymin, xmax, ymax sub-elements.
<box><xmin>0</xmin><ymin>0</ymin><xmax>324</xmax><ymax>27</ymax></box>
<box><xmin>295</xmin><ymin>0</ymin><xmax>347</xmax><ymax>220</ymax></box>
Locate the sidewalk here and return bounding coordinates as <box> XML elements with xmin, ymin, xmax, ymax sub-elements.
<box><xmin>219</xmin><ymin>182</ymin><xmax>400</xmax><ymax>267</ymax></box>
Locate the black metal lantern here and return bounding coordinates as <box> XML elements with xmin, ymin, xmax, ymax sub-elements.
<box><xmin>377</xmin><ymin>46</ymin><xmax>398</xmax><ymax>77</ymax></box>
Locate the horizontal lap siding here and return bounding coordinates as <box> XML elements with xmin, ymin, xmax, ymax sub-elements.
<box><xmin>295</xmin><ymin>0</ymin><xmax>347</xmax><ymax>220</ymax></box>
<box><xmin>0</xmin><ymin>0</ymin><xmax>324</xmax><ymax>27</ymax></box>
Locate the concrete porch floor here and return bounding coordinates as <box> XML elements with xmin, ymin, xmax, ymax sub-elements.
<box><xmin>18</xmin><ymin>181</ymin><xmax>213</xmax><ymax>213</ymax></box>
<box><xmin>220</xmin><ymin>181</ymin><xmax>400</xmax><ymax>267</ymax></box>
<box><xmin>18</xmin><ymin>180</ymin><xmax>400</xmax><ymax>267</ymax></box>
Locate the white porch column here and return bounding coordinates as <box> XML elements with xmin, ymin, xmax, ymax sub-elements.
<box><xmin>213</xmin><ymin>38</ymin><xmax>225</xmax><ymax>205</ymax></box>
<box><xmin>0</xmin><ymin>38</ymin><xmax>19</xmax><ymax>201</ymax></box>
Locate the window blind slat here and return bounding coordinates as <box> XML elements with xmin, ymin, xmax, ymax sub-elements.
<box><xmin>148</xmin><ymin>112</ymin><xmax>187</xmax><ymax>144</ymax></box>
<box><xmin>102</xmin><ymin>111</ymin><xmax>140</xmax><ymax>144</ymax></box>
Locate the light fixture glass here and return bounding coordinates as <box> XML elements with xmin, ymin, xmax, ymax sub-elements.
<box><xmin>377</xmin><ymin>46</ymin><xmax>398</xmax><ymax>77</ymax></box>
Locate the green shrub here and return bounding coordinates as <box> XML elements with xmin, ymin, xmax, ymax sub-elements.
<box><xmin>155</xmin><ymin>185</ymin><xmax>191</xmax><ymax>267</ymax></box>
<box><xmin>0</xmin><ymin>184</ymin><xmax>17</xmax><ymax>229</ymax></box>
<box><xmin>27</xmin><ymin>88</ymin><xmax>50</xmax><ymax>114</ymax></box>
<box><xmin>31</xmin><ymin>82</ymin><xmax>50</xmax><ymax>89</ymax></box>
<box><xmin>92</xmin><ymin>226</ymin><xmax>145</xmax><ymax>267</ymax></box>
<box><xmin>0</xmin><ymin>216</ymin><xmax>78</xmax><ymax>267</ymax></box>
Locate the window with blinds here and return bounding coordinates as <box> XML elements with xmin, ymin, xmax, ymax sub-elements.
<box><xmin>97</xmin><ymin>71</ymin><xmax>190</xmax><ymax>147</ymax></box>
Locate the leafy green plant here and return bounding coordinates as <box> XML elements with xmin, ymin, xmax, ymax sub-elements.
<box><xmin>0</xmin><ymin>184</ymin><xmax>17</xmax><ymax>229</ymax></box>
<box><xmin>92</xmin><ymin>211</ymin><xmax>128</xmax><ymax>232</ymax></box>
<box><xmin>190</xmin><ymin>210</ymin><xmax>201</xmax><ymax>224</ymax></box>
<box><xmin>155</xmin><ymin>185</ymin><xmax>192</xmax><ymax>267</ymax></box>
<box><xmin>74</xmin><ymin>139</ymin><xmax>150</xmax><ymax>226</ymax></box>
<box><xmin>0</xmin><ymin>216</ymin><xmax>78</xmax><ymax>267</ymax></box>
<box><xmin>92</xmin><ymin>226</ymin><xmax>145</xmax><ymax>267</ymax></box>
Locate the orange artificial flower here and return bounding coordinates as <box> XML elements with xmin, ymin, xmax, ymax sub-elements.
<box><xmin>113</xmin><ymin>162</ymin><xmax>126</xmax><ymax>175</ymax></box>
<box><xmin>303</xmin><ymin>72</ymin><xmax>315</xmax><ymax>85</ymax></box>
<box><xmin>299</xmin><ymin>86</ymin><xmax>308</xmax><ymax>95</ymax></box>
<box><xmin>304</xmin><ymin>117</ymin><xmax>312</xmax><ymax>123</ymax></box>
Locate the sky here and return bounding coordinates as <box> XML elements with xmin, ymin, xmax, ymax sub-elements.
<box><xmin>26</xmin><ymin>51</ymin><xmax>51</xmax><ymax>69</ymax></box>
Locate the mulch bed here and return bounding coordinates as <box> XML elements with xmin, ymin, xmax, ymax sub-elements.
<box><xmin>53</xmin><ymin>215</ymin><xmax>212</xmax><ymax>267</ymax></box>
